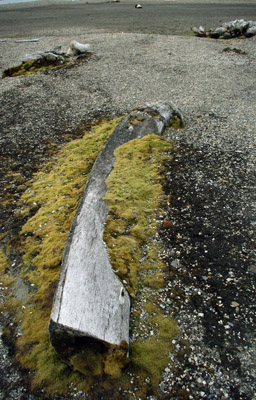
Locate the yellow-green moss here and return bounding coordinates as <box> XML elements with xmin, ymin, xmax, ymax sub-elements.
<box><xmin>0</xmin><ymin>249</ymin><xmax>14</xmax><ymax>288</ymax></box>
<box><xmin>13</xmin><ymin>118</ymin><xmax>121</xmax><ymax>394</ymax></box>
<box><xmin>130</xmin><ymin>316</ymin><xmax>177</xmax><ymax>384</ymax></box>
<box><xmin>103</xmin><ymin>134</ymin><xmax>178</xmax><ymax>391</ymax></box>
<box><xmin>0</xmin><ymin>249</ymin><xmax>15</xmax><ymax>318</ymax></box>
<box><xmin>2</xmin><ymin>123</ymin><xmax>179</xmax><ymax>397</ymax></box>
<box><xmin>103</xmin><ymin>134</ymin><xmax>172</xmax><ymax>296</ymax></box>
<box><xmin>169</xmin><ymin>114</ymin><xmax>185</xmax><ymax>129</ymax></box>
<box><xmin>2</xmin><ymin>60</ymin><xmax>57</xmax><ymax>78</ymax></box>
<box><xmin>2</xmin><ymin>55</ymin><xmax>92</xmax><ymax>78</ymax></box>
<box><xmin>70</xmin><ymin>348</ymin><xmax>104</xmax><ymax>376</ymax></box>
<box><xmin>103</xmin><ymin>340</ymin><xmax>129</xmax><ymax>378</ymax></box>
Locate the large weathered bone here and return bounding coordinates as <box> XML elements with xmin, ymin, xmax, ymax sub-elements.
<box><xmin>67</xmin><ymin>40</ymin><xmax>91</xmax><ymax>56</ymax></box>
<box><xmin>49</xmin><ymin>102</ymin><xmax>183</xmax><ymax>369</ymax></box>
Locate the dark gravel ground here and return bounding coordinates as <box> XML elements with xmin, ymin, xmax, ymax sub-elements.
<box><xmin>0</xmin><ymin>1</ymin><xmax>256</xmax><ymax>398</ymax></box>
<box><xmin>157</xmin><ymin>125</ymin><xmax>256</xmax><ymax>399</ymax></box>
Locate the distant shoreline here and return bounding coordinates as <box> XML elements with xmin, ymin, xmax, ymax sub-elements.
<box><xmin>1</xmin><ymin>0</ymin><xmax>256</xmax><ymax>9</ymax></box>
<box><xmin>1</xmin><ymin>0</ymin><xmax>256</xmax><ymax>38</ymax></box>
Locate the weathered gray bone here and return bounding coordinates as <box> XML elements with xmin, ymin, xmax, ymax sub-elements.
<box><xmin>67</xmin><ymin>40</ymin><xmax>91</xmax><ymax>56</ymax></box>
<box><xmin>49</xmin><ymin>102</ymin><xmax>183</xmax><ymax>364</ymax></box>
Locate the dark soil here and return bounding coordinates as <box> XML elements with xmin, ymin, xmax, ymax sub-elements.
<box><xmin>158</xmin><ymin>141</ymin><xmax>256</xmax><ymax>399</ymax></box>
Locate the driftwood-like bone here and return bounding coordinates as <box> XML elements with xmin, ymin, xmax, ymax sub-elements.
<box><xmin>49</xmin><ymin>102</ymin><xmax>183</xmax><ymax>374</ymax></box>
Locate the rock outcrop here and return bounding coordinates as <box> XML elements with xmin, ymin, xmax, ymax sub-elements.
<box><xmin>49</xmin><ymin>102</ymin><xmax>183</xmax><ymax>375</ymax></box>
<box><xmin>192</xmin><ymin>19</ymin><xmax>256</xmax><ymax>39</ymax></box>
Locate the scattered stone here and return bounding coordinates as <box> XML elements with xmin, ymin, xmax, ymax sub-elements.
<box><xmin>192</xmin><ymin>19</ymin><xmax>256</xmax><ymax>39</ymax></box>
<box><xmin>208</xmin><ymin>31</ymin><xmax>220</xmax><ymax>39</ymax></box>
<box><xmin>192</xmin><ymin>26</ymin><xmax>206</xmax><ymax>37</ymax></box>
<box><xmin>163</xmin><ymin>220</ymin><xmax>172</xmax><ymax>229</ymax></box>
<box><xmin>171</xmin><ymin>259</ymin><xmax>180</xmax><ymax>268</ymax></box>
<box><xmin>222</xmin><ymin>32</ymin><xmax>232</xmax><ymax>40</ymax></box>
<box><xmin>249</xmin><ymin>265</ymin><xmax>256</xmax><ymax>274</ymax></box>
<box><xmin>245</xmin><ymin>25</ymin><xmax>256</xmax><ymax>37</ymax></box>
<box><xmin>214</xmin><ymin>27</ymin><xmax>227</xmax><ymax>36</ymax></box>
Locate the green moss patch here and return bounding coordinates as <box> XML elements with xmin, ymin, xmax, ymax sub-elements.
<box><xmin>10</xmin><ymin>118</ymin><xmax>121</xmax><ymax>394</ymax></box>
<box><xmin>2</xmin><ymin>53</ymin><xmax>91</xmax><ymax>78</ymax></box>
<box><xmin>1</xmin><ymin>123</ymin><xmax>179</xmax><ymax>397</ymax></box>
<box><xmin>104</xmin><ymin>134</ymin><xmax>172</xmax><ymax>295</ymax></box>
<box><xmin>103</xmin><ymin>134</ymin><xmax>178</xmax><ymax>392</ymax></box>
<box><xmin>3</xmin><ymin>59</ymin><xmax>59</xmax><ymax>78</ymax></box>
<box><xmin>169</xmin><ymin>114</ymin><xmax>185</xmax><ymax>129</ymax></box>
<box><xmin>130</xmin><ymin>315</ymin><xmax>177</xmax><ymax>384</ymax></box>
<box><xmin>0</xmin><ymin>249</ymin><xmax>14</xmax><ymax>289</ymax></box>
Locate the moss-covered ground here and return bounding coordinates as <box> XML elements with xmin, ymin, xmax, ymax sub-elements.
<box><xmin>103</xmin><ymin>134</ymin><xmax>178</xmax><ymax>396</ymax></box>
<box><xmin>2</xmin><ymin>54</ymin><xmax>91</xmax><ymax>78</ymax></box>
<box><xmin>0</xmin><ymin>120</ymin><xmax>178</xmax><ymax>398</ymax></box>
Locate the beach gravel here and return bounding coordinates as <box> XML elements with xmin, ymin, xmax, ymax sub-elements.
<box><xmin>0</xmin><ymin>5</ymin><xmax>256</xmax><ymax>399</ymax></box>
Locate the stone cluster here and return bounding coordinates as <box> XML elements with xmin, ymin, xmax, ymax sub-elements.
<box><xmin>23</xmin><ymin>40</ymin><xmax>91</xmax><ymax>63</ymax></box>
<box><xmin>2</xmin><ymin>40</ymin><xmax>91</xmax><ymax>78</ymax></box>
<box><xmin>192</xmin><ymin>19</ymin><xmax>256</xmax><ymax>39</ymax></box>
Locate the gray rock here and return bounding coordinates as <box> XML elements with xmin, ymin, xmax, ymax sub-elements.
<box><xmin>228</xmin><ymin>19</ymin><xmax>249</xmax><ymax>35</ymax></box>
<box><xmin>248</xmin><ymin>20</ymin><xmax>256</xmax><ymax>28</ymax></box>
<box><xmin>23</xmin><ymin>51</ymin><xmax>58</xmax><ymax>63</ymax></box>
<box><xmin>51</xmin><ymin>45</ymin><xmax>66</xmax><ymax>56</ymax></box>
<box><xmin>214</xmin><ymin>27</ymin><xmax>226</xmax><ymax>35</ymax></box>
<box><xmin>214</xmin><ymin>27</ymin><xmax>227</xmax><ymax>36</ymax></box>
<box><xmin>192</xmin><ymin>26</ymin><xmax>206</xmax><ymax>37</ymax></box>
<box><xmin>208</xmin><ymin>31</ymin><xmax>220</xmax><ymax>39</ymax></box>
<box><xmin>222</xmin><ymin>32</ymin><xmax>231</xmax><ymax>39</ymax></box>
<box><xmin>44</xmin><ymin>52</ymin><xmax>59</xmax><ymax>62</ymax></box>
<box><xmin>192</xmin><ymin>19</ymin><xmax>256</xmax><ymax>39</ymax></box>
<box><xmin>22</xmin><ymin>51</ymin><xmax>46</xmax><ymax>62</ymax></box>
<box><xmin>245</xmin><ymin>25</ymin><xmax>256</xmax><ymax>37</ymax></box>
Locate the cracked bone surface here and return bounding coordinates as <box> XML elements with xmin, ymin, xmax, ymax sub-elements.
<box><xmin>49</xmin><ymin>102</ymin><xmax>183</xmax><ymax>368</ymax></box>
